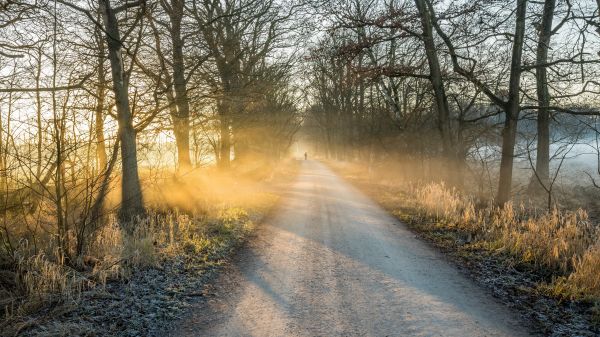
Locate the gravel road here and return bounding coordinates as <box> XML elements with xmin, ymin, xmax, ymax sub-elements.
<box><xmin>171</xmin><ymin>160</ymin><xmax>531</xmax><ymax>337</ymax></box>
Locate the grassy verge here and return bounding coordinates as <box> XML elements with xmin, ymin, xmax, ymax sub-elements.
<box><xmin>0</xmin><ymin>160</ymin><xmax>297</xmax><ymax>336</ymax></box>
<box><xmin>330</xmin><ymin>161</ymin><xmax>600</xmax><ymax>335</ymax></box>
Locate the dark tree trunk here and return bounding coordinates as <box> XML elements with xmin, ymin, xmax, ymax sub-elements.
<box><xmin>99</xmin><ymin>0</ymin><xmax>145</xmax><ymax>227</ymax></box>
<box><xmin>172</xmin><ymin>114</ymin><xmax>191</xmax><ymax>168</ymax></box>
<box><xmin>414</xmin><ymin>0</ymin><xmax>455</xmax><ymax>183</ymax></box>
<box><xmin>170</xmin><ymin>0</ymin><xmax>192</xmax><ymax>169</ymax></box>
<box><xmin>95</xmin><ymin>44</ymin><xmax>108</xmax><ymax>170</ymax></box>
<box><xmin>531</xmin><ymin>0</ymin><xmax>556</xmax><ymax>190</ymax></box>
<box><xmin>218</xmin><ymin>101</ymin><xmax>231</xmax><ymax>169</ymax></box>
<box><xmin>35</xmin><ymin>48</ymin><xmax>43</xmax><ymax>179</ymax></box>
<box><xmin>496</xmin><ymin>0</ymin><xmax>528</xmax><ymax>205</ymax></box>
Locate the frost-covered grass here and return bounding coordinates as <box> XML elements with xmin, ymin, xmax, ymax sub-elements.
<box><xmin>0</xmin><ymin>160</ymin><xmax>295</xmax><ymax>335</ymax></box>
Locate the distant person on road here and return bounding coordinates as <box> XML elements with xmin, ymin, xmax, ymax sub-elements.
<box><xmin>304</xmin><ymin>152</ymin><xmax>308</xmax><ymax>160</ymax></box>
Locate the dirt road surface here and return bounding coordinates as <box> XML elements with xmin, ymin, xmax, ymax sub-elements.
<box><xmin>170</xmin><ymin>161</ymin><xmax>531</xmax><ymax>337</ymax></box>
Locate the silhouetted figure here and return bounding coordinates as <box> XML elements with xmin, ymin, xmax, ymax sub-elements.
<box><xmin>304</xmin><ymin>152</ymin><xmax>308</xmax><ymax>160</ymax></box>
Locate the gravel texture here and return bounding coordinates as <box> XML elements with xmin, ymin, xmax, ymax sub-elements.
<box><xmin>168</xmin><ymin>160</ymin><xmax>532</xmax><ymax>337</ymax></box>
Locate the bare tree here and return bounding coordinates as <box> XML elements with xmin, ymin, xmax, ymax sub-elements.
<box><xmin>414</xmin><ymin>0</ymin><xmax>454</xmax><ymax>181</ymax></box>
<box><xmin>145</xmin><ymin>0</ymin><xmax>201</xmax><ymax>170</ymax></box>
<box><xmin>428</xmin><ymin>0</ymin><xmax>528</xmax><ymax>205</ymax></box>
<box><xmin>58</xmin><ymin>0</ymin><xmax>147</xmax><ymax>227</ymax></box>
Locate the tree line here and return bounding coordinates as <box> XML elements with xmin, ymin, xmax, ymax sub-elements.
<box><xmin>303</xmin><ymin>0</ymin><xmax>600</xmax><ymax>205</ymax></box>
<box><xmin>0</xmin><ymin>0</ymin><xmax>304</xmax><ymax>262</ymax></box>
<box><xmin>2</xmin><ymin>0</ymin><xmax>600</xmax><ymax>264</ymax></box>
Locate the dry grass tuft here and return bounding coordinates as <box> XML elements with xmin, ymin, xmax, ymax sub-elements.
<box><xmin>552</xmin><ymin>240</ymin><xmax>600</xmax><ymax>300</ymax></box>
<box><xmin>332</xmin><ymin>161</ymin><xmax>600</xmax><ymax>302</ymax></box>
<box><xmin>0</xmin><ymin>160</ymin><xmax>294</xmax><ymax>329</ymax></box>
<box><xmin>415</xmin><ymin>183</ymin><xmax>596</xmax><ymax>274</ymax></box>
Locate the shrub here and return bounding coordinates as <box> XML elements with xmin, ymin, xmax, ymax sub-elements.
<box><xmin>371</xmin><ymin>179</ymin><xmax>599</xmax><ymax>302</ymax></box>
<box><xmin>555</xmin><ymin>241</ymin><xmax>600</xmax><ymax>300</ymax></box>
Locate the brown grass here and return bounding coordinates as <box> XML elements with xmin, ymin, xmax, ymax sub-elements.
<box><xmin>0</xmin><ymin>159</ymin><xmax>295</xmax><ymax>328</ymax></box>
<box><xmin>331</xmin><ymin>161</ymin><xmax>600</xmax><ymax>302</ymax></box>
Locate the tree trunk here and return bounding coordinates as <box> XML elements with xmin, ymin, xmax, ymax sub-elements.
<box><xmin>170</xmin><ymin>0</ymin><xmax>192</xmax><ymax>169</ymax></box>
<box><xmin>0</xmin><ymin>106</ymin><xmax>5</xmax><ymax>193</ymax></box>
<box><xmin>95</xmin><ymin>48</ymin><xmax>108</xmax><ymax>170</ymax></box>
<box><xmin>99</xmin><ymin>0</ymin><xmax>145</xmax><ymax>227</ymax></box>
<box><xmin>496</xmin><ymin>0</ymin><xmax>528</xmax><ymax>205</ymax></box>
<box><xmin>35</xmin><ymin>48</ymin><xmax>43</xmax><ymax>179</ymax></box>
<box><xmin>218</xmin><ymin>101</ymin><xmax>231</xmax><ymax>169</ymax></box>
<box><xmin>531</xmin><ymin>0</ymin><xmax>556</xmax><ymax>191</ymax></box>
<box><xmin>51</xmin><ymin>7</ymin><xmax>69</xmax><ymax>259</ymax></box>
<box><xmin>414</xmin><ymin>0</ymin><xmax>455</xmax><ymax>183</ymax></box>
<box><xmin>173</xmin><ymin>116</ymin><xmax>191</xmax><ymax>167</ymax></box>
<box><xmin>232</xmin><ymin>111</ymin><xmax>250</xmax><ymax>162</ymax></box>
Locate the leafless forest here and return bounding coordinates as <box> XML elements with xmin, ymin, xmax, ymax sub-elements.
<box><xmin>303</xmin><ymin>0</ymin><xmax>600</xmax><ymax>205</ymax></box>
<box><xmin>1</xmin><ymin>0</ymin><xmax>600</xmax><ymax>335</ymax></box>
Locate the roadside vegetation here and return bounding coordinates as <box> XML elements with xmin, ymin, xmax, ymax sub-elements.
<box><xmin>0</xmin><ymin>0</ymin><xmax>303</xmax><ymax>335</ymax></box>
<box><xmin>2</xmin><ymin>0</ymin><xmax>600</xmax><ymax>335</ymax></box>
<box><xmin>301</xmin><ymin>1</ymin><xmax>600</xmax><ymax>332</ymax></box>
<box><xmin>0</xmin><ymin>160</ymin><xmax>296</xmax><ymax>336</ymax></box>
<box><xmin>332</xmin><ymin>161</ymin><xmax>600</xmax><ymax>334</ymax></box>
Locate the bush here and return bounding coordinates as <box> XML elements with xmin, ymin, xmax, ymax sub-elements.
<box><xmin>413</xmin><ymin>182</ymin><xmax>597</xmax><ymax>276</ymax></box>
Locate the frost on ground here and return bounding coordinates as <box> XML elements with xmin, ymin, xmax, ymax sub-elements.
<box><xmin>2</xmin><ymin>205</ymin><xmax>274</xmax><ymax>337</ymax></box>
<box><xmin>16</xmin><ymin>256</ymin><xmax>217</xmax><ymax>337</ymax></box>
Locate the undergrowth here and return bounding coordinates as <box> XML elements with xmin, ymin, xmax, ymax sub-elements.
<box><xmin>332</xmin><ymin>161</ymin><xmax>600</xmax><ymax>303</ymax></box>
<box><xmin>0</xmin><ymin>160</ymin><xmax>293</xmax><ymax>334</ymax></box>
